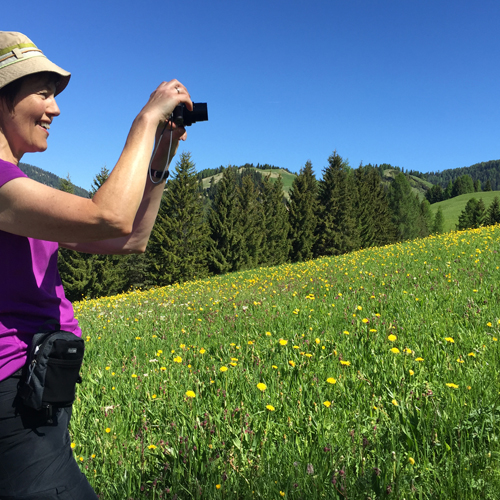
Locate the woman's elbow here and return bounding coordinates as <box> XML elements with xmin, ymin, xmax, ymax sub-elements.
<box><xmin>102</xmin><ymin>213</ymin><xmax>134</xmax><ymax>239</ymax></box>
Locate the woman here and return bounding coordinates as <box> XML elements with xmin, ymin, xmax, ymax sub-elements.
<box><xmin>0</xmin><ymin>31</ymin><xmax>192</xmax><ymax>499</ymax></box>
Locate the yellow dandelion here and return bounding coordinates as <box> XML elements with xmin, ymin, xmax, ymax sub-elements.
<box><xmin>216</xmin><ymin>484</ymin><xmax>221</xmax><ymax>490</ymax></box>
<box><xmin>279</xmin><ymin>339</ymin><xmax>288</xmax><ymax>346</ymax></box>
<box><xmin>266</xmin><ymin>405</ymin><xmax>275</xmax><ymax>411</ymax></box>
<box><xmin>392</xmin><ymin>399</ymin><xmax>399</xmax><ymax>406</ymax></box>
<box><xmin>323</xmin><ymin>401</ymin><xmax>331</xmax><ymax>407</ymax></box>
<box><xmin>70</xmin><ymin>442</ymin><xmax>76</xmax><ymax>449</ymax></box>
<box><xmin>390</xmin><ymin>347</ymin><xmax>400</xmax><ymax>354</ymax></box>
<box><xmin>220</xmin><ymin>366</ymin><xmax>228</xmax><ymax>372</ymax></box>
<box><xmin>148</xmin><ymin>445</ymin><xmax>157</xmax><ymax>450</ymax></box>
<box><xmin>362</xmin><ymin>318</ymin><xmax>369</xmax><ymax>324</ymax></box>
<box><xmin>326</xmin><ymin>377</ymin><xmax>337</xmax><ymax>384</ymax></box>
<box><xmin>289</xmin><ymin>360</ymin><xmax>296</xmax><ymax>367</ymax></box>
<box><xmin>388</xmin><ymin>334</ymin><xmax>397</xmax><ymax>342</ymax></box>
<box><xmin>257</xmin><ymin>383</ymin><xmax>267</xmax><ymax>392</ymax></box>
<box><xmin>199</xmin><ymin>348</ymin><xmax>206</xmax><ymax>354</ymax></box>
<box><xmin>173</xmin><ymin>356</ymin><xmax>182</xmax><ymax>363</ymax></box>
<box><xmin>185</xmin><ymin>390</ymin><xmax>196</xmax><ymax>398</ymax></box>
<box><xmin>408</xmin><ymin>457</ymin><xmax>415</xmax><ymax>465</ymax></box>
<box><xmin>446</xmin><ymin>383</ymin><xmax>459</xmax><ymax>389</ymax></box>
<box><xmin>340</xmin><ymin>360</ymin><xmax>351</xmax><ymax>366</ymax></box>
<box><xmin>409</xmin><ymin>370</ymin><xmax>414</xmax><ymax>376</ymax></box>
<box><xmin>445</xmin><ymin>337</ymin><xmax>455</xmax><ymax>343</ymax></box>
<box><xmin>468</xmin><ymin>352</ymin><xmax>476</xmax><ymax>357</ymax></box>
<box><xmin>415</xmin><ymin>357</ymin><xmax>424</xmax><ymax>362</ymax></box>
<box><xmin>105</xmin><ymin>428</ymin><xmax>111</xmax><ymax>433</ymax></box>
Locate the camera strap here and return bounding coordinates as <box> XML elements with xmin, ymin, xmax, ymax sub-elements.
<box><xmin>148</xmin><ymin>121</ymin><xmax>173</xmax><ymax>185</ymax></box>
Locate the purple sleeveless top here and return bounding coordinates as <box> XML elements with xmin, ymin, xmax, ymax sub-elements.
<box><xmin>0</xmin><ymin>159</ymin><xmax>81</xmax><ymax>381</ymax></box>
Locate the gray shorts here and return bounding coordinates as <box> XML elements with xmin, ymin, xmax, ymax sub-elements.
<box><xmin>0</xmin><ymin>370</ymin><xmax>98</xmax><ymax>499</ymax></box>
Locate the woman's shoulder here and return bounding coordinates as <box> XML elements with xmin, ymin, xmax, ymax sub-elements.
<box><xmin>0</xmin><ymin>159</ymin><xmax>27</xmax><ymax>189</ymax></box>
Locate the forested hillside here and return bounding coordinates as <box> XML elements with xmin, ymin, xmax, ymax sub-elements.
<box><xmin>57</xmin><ymin>152</ymin><xmax>452</xmax><ymax>301</ymax></box>
<box><xmin>424</xmin><ymin>159</ymin><xmax>500</xmax><ymax>190</ymax></box>
<box><xmin>18</xmin><ymin>152</ymin><xmax>500</xmax><ymax>301</ymax></box>
<box><xmin>19</xmin><ymin>162</ymin><xmax>89</xmax><ymax>198</ymax></box>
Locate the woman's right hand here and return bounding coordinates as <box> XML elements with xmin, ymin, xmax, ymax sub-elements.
<box><xmin>140</xmin><ymin>79</ymin><xmax>193</xmax><ymax>125</ymax></box>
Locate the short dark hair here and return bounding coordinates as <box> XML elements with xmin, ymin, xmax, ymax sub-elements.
<box><xmin>0</xmin><ymin>78</ymin><xmax>20</xmax><ymax>112</ymax></box>
<box><xmin>0</xmin><ymin>72</ymin><xmax>60</xmax><ymax>112</ymax></box>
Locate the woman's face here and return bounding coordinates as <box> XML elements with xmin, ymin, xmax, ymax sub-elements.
<box><xmin>0</xmin><ymin>74</ymin><xmax>60</xmax><ymax>163</ymax></box>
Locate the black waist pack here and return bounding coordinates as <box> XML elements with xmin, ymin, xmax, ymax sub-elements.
<box><xmin>19</xmin><ymin>330</ymin><xmax>85</xmax><ymax>411</ymax></box>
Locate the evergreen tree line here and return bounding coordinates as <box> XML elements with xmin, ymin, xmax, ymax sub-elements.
<box><xmin>58</xmin><ymin>151</ymin><xmax>452</xmax><ymax>301</ymax></box>
<box><xmin>424</xmin><ymin>159</ymin><xmax>500</xmax><ymax>192</ymax></box>
<box><xmin>456</xmin><ymin>196</ymin><xmax>500</xmax><ymax>231</ymax></box>
<box><xmin>425</xmin><ymin>174</ymin><xmax>493</xmax><ymax>204</ymax></box>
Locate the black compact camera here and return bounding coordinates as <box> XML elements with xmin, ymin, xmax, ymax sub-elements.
<box><xmin>172</xmin><ymin>103</ymin><xmax>208</xmax><ymax>127</ymax></box>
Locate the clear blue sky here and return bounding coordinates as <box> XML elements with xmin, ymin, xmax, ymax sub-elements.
<box><xmin>4</xmin><ymin>0</ymin><xmax>500</xmax><ymax>191</ymax></box>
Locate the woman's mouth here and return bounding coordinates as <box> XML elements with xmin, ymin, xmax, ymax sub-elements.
<box><xmin>37</xmin><ymin>121</ymin><xmax>50</xmax><ymax>135</ymax></box>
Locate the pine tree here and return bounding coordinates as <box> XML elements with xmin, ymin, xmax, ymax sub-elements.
<box><xmin>486</xmin><ymin>196</ymin><xmax>500</xmax><ymax>225</ymax></box>
<box><xmin>419</xmin><ymin>198</ymin><xmax>434</xmax><ymax>237</ymax></box>
<box><xmin>57</xmin><ymin>173</ymin><xmax>91</xmax><ymax>301</ymax></box>
<box><xmin>444</xmin><ymin>180</ymin><xmax>453</xmax><ymax>200</ymax></box>
<box><xmin>425</xmin><ymin>184</ymin><xmax>444</xmax><ymax>204</ymax></box>
<box><xmin>484</xmin><ymin>179</ymin><xmax>492</xmax><ymax>191</ymax></box>
<box><xmin>149</xmin><ymin>152</ymin><xmax>209</xmax><ymax>286</ymax></box>
<box><xmin>90</xmin><ymin>166</ymin><xmax>110</xmax><ymax>196</ymax></box>
<box><xmin>58</xmin><ymin>249</ymin><xmax>92</xmax><ymax>302</ymax></box>
<box><xmin>474</xmin><ymin>179</ymin><xmax>481</xmax><ymax>192</ymax></box>
<box><xmin>207</xmin><ymin>167</ymin><xmax>244</xmax><ymax>275</ymax></box>
<box><xmin>457</xmin><ymin>198</ymin><xmax>486</xmax><ymax>230</ymax></box>
<box><xmin>432</xmin><ymin>206</ymin><xmax>445</xmax><ymax>234</ymax></box>
<box><xmin>287</xmin><ymin>161</ymin><xmax>318</xmax><ymax>262</ymax></box>
<box><xmin>237</xmin><ymin>174</ymin><xmax>264</xmax><ymax>269</ymax></box>
<box><xmin>59</xmin><ymin>173</ymin><xmax>75</xmax><ymax>194</ymax></box>
<box><xmin>260</xmin><ymin>175</ymin><xmax>290</xmax><ymax>266</ymax></box>
<box><xmin>84</xmin><ymin>253</ymin><xmax>129</xmax><ymax>298</ymax></box>
<box><xmin>354</xmin><ymin>165</ymin><xmax>395</xmax><ymax>248</ymax></box>
<box><xmin>387</xmin><ymin>173</ymin><xmax>420</xmax><ymax>241</ymax></box>
<box><xmin>314</xmin><ymin>151</ymin><xmax>359</xmax><ymax>257</ymax></box>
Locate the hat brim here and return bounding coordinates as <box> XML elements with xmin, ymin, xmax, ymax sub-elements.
<box><xmin>0</xmin><ymin>55</ymin><xmax>70</xmax><ymax>96</ymax></box>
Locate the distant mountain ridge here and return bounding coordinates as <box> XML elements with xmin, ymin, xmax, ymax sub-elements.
<box><xmin>18</xmin><ymin>162</ymin><xmax>89</xmax><ymax>198</ymax></box>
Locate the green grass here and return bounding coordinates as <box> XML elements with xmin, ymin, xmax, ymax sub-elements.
<box><xmin>200</xmin><ymin>168</ymin><xmax>296</xmax><ymax>197</ymax></box>
<box><xmin>430</xmin><ymin>191</ymin><xmax>500</xmax><ymax>232</ymax></box>
<box><xmin>72</xmin><ymin>226</ymin><xmax>500</xmax><ymax>499</ymax></box>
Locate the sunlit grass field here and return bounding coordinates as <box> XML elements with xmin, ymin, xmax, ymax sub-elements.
<box><xmin>71</xmin><ymin>226</ymin><xmax>500</xmax><ymax>499</ymax></box>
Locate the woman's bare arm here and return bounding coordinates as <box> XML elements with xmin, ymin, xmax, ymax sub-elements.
<box><xmin>0</xmin><ymin>80</ymin><xmax>192</xmax><ymax>245</ymax></box>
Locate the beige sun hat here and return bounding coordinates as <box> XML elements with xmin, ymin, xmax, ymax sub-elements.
<box><xmin>0</xmin><ymin>31</ymin><xmax>70</xmax><ymax>95</ymax></box>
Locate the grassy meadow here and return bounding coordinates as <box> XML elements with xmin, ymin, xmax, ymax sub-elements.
<box><xmin>71</xmin><ymin>225</ymin><xmax>500</xmax><ymax>499</ymax></box>
<box><xmin>430</xmin><ymin>191</ymin><xmax>500</xmax><ymax>232</ymax></box>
